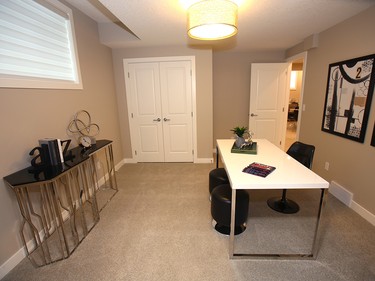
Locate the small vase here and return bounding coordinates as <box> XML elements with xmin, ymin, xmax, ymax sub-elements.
<box><xmin>235</xmin><ymin>135</ymin><xmax>245</xmax><ymax>148</ymax></box>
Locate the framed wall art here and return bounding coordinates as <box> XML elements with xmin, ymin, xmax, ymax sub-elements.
<box><xmin>371</xmin><ymin>122</ymin><xmax>375</xmax><ymax>147</ymax></box>
<box><xmin>321</xmin><ymin>54</ymin><xmax>375</xmax><ymax>143</ymax></box>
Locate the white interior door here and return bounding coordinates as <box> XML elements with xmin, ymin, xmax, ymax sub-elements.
<box><xmin>125</xmin><ymin>59</ymin><xmax>193</xmax><ymax>162</ymax></box>
<box><xmin>160</xmin><ymin>61</ymin><xmax>193</xmax><ymax>162</ymax></box>
<box><xmin>249</xmin><ymin>63</ymin><xmax>290</xmax><ymax>149</ymax></box>
<box><xmin>128</xmin><ymin>62</ymin><xmax>164</xmax><ymax>162</ymax></box>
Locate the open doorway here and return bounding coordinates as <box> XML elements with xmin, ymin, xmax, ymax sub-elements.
<box><xmin>285</xmin><ymin>59</ymin><xmax>304</xmax><ymax>151</ymax></box>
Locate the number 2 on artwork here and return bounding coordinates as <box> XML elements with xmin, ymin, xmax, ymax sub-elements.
<box><xmin>356</xmin><ymin>67</ymin><xmax>362</xmax><ymax>78</ymax></box>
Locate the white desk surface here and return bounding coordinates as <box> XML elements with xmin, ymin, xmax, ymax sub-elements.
<box><xmin>217</xmin><ymin>139</ymin><xmax>329</xmax><ymax>190</ymax></box>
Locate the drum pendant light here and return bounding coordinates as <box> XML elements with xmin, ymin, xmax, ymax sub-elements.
<box><xmin>187</xmin><ymin>0</ymin><xmax>238</xmax><ymax>40</ymax></box>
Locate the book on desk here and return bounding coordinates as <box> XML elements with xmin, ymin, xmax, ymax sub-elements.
<box><xmin>242</xmin><ymin>162</ymin><xmax>276</xmax><ymax>177</ymax></box>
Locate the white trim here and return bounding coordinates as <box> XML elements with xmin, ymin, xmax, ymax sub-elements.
<box><xmin>0</xmin><ymin>159</ymin><xmax>124</xmax><ymax>278</ymax></box>
<box><xmin>329</xmin><ymin>180</ymin><xmax>375</xmax><ymax>226</ymax></box>
<box><xmin>191</xmin><ymin>57</ymin><xmax>198</xmax><ymax>164</ymax></box>
<box><xmin>0</xmin><ymin>247</ymin><xmax>26</xmax><ymax>280</ymax></box>
<box><xmin>119</xmin><ymin>157</ymin><xmax>213</xmax><ymax>164</ymax></box>
<box><xmin>123</xmin><ymin>56</ymin><xmax>197</xmax><ymax>163</ymax></box>
<box><xmin>329</xmin><ymin>181</ymin><xmax>353</xmax><ymax>206</ymax></box>
<box><xmin>285</xmin><ymin>51</ymin><xmax>308</xmax><ymax>141</ymax></box>
<box><xmin>351</xmin><ymin>201</ymin><xmax>375</xmax><ymax>226</ymax></box>
<box><xmin>0</xmin><ymin>0</ymin><xmax>82</xmax><ymax>89</ymax></box>
<box><xmin>0</xmin><ymin>207</ymin><xmax>70</xmax><ymax>279</ymax></box>
<box><xmin>115</xmin><ymin>159</ymin><xmax>126</xmax><ymax>171</ymax></box>
<box><xmin>123</xmin><ymin>158</ymin><xmax>137</xmax><ymax>164</ymax></box>
<box><xmin>195</xmin><ymin>158</ymin><xmax>214</xmax><ymax>164</ymax></box>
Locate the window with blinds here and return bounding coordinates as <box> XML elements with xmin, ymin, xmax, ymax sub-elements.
<box><xmin>0</xmin><ymin>0</ymin><xmax>82</xmax><ymax>89</ymax></box>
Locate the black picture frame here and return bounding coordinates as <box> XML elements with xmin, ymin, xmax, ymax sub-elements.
<box><xmin>371</xmin><ymin>122</ymin><xmax>375</xmax><ymax>147</ymax></box>
<box><xmin>321</xmin><ymin>54</ymin><xmax>375</xmax><ymax>143</ymax></box>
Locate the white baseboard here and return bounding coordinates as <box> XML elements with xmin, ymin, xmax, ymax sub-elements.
<box><xmin>0</xmin><ymin>192</ymin><xmax>96</xmax><ymax>279</ymax></box>
<box><xmin>115</xmin><ymin>159</ymin><xmax>126</xmax><ymax>170</ymax></box>
<box><xmin>350</xmin><ymin>201</ymin><xmax>375</xmax><ymax>226</ymax></box>
<box><xmin>123</xmin><ymin>158</ymin><xmax>137</xmax><ymax>164</ymax></box>
<box><xmin>0</xmin><ymin>161</ymin><xmax>124</xmax><ymax>280</ymax></box>
<box><xmin>195</xmin><ymin>158</ymin><xmax>214</xmax><ymax>164</ymax></box>
<box><xmin>0</xmin><ymin>246</ymin><xmax>26</xmax><ymax>280</ymax></box>
<box><xmin>329</xmin><ymin>180</ymin><xmax>375</xmax><ymax>226</ymax></box>
<box><xmin>329</xmin><ymin>181</ymin><xmax>353</xmax><ymax>206</ymax></box>
<box><xmin>120</xmin><ymin>158</ymin><xmax>214</xmax><ymax>164</ymax></box>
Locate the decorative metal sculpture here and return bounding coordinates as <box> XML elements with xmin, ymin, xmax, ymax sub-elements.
<box><xmin>67</xmin><ymin>110</ymin><xmax>100</xmax><ymax>144</ymax></box>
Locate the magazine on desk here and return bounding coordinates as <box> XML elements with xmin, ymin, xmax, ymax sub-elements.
<box><xmin>242</xmin><ymin>162</ymin><xmax>276</xmax><ymax>178</ymax></box>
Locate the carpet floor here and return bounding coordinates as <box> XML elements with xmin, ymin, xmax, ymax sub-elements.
<box><xmin>3</xmin><ymin>163</ymin><xmax>375</xmax><ymax>281</ymax></box>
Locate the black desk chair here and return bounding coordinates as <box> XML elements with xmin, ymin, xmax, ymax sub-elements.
<box><xmin>211</xmin><ymin>184</ymin><xmax>249</xmax><ymax>235</ymax></box>
<box><xmin>267</xmin><ymin>141</ymin><xmax>315</xmax><ymax>214</ymax></box>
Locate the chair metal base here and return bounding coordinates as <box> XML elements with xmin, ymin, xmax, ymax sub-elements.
<box><xmin>267</xmin><ymin>197</ymin><xmax>300</xmax><ymax>214</ymax></box>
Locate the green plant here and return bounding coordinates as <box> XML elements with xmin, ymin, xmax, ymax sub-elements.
<box><xmin>230</xmin><ymin>126</ymin><xmax>248</xmax><ymax>137</ymax></box>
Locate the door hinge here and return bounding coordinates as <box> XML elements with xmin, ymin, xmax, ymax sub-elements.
<box><xmin>190</xmin><ymin>69</ymin><xmax>192</xmax><ymax>76</ymax></box>
<box><xmin>192</xmin><ymin>149</ymin><xmax>194</xmax><ymax>155</ymax></box>
<box><xmin>282</xmin><ymin>107</ymin><xmax>285</xmax><ymax>112</ymax></box>
<box><xmin>128</xmin><ymin>72</ymin><xmax>130</xmax><ymax>78</ymax></box>
<box><xmin>191</xmin><ymin>112</ymin><xmax>193</xmax><ymax>117</ymax></box>
<box><xmin>131</xmin><ymin>113</ymin><xmax>134</xmax><ymax>118</ymax></box>
<box><xmin>134</xmin><ymin>150</ymin><xmax>137</xmax><ymax>155</ymax></box>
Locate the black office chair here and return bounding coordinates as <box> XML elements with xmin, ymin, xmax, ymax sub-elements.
<box><xmin>267</xmin><ymin>141</ymin><xmax>315</xmax><ymax>214</ymax></box>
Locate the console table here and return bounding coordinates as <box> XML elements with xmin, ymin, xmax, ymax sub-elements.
<box><xmin>3</xmin><ymin>140</ymin><xmax>118</xmax><ymax>267</ymax></box>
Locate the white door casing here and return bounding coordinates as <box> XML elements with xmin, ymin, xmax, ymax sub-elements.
<box><xmin>286</xmin><ymin>51</ymin><xmax>308</xmax><ymax>143</ymax></box>
<box><xmin>249</xmin><ymin>63</ymin><xmax>291</xmax><ymax>149</ymax></box>
<box><xmin>124</xmin><ymin>57</ymin><xmax>194</xmax><ymax>162</ymax></box>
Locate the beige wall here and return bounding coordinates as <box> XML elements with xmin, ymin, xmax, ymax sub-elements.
<box><xmin>111</xmin><ymin>47</ymin><xmax>213</xmax><ymax>160</ymax></box>
<box><xmin>212</xmin><ymin>51</ymin><xmax>285</xmax><ymax>142</ymax></box>
<box><xmin>297</xmin><ymin>6</ymin><xmax>375</xmax><ymax>214</ymax></box>
<box><xmin>0</xmin><ymin>3</ymin><xmax>122</xmax><ymax>265</ymax></box>
<box><xmin>2</xmin><ymin>1</ymin><xmax>374</xmax><ymax>273</ymax></box>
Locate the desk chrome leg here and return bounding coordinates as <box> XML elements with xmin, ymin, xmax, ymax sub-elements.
<box><xmin>229</xmin><ymin>188</ymin><xmax>236</xmax><ymax>258</ymax></box>
<box><xmin>311</xmin><ymin>188</ymin><xmax>328</xmax><ymax>258</ymax></box>
<box><xmin>230</xmin><ymin>188</ymin><xmax>328</xmax><ymax>259</ymax></box>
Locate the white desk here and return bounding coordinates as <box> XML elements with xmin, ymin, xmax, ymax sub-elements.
<box><xmin>216</xmin><ymin>139</ymin><xmax>329</xmax><ymax>259</ymax></box>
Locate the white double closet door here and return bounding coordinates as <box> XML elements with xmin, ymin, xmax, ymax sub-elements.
<box><xmin>124</xmin><ymin>58</ymin><xmax>193</xmax><ymax>162</ymax></box>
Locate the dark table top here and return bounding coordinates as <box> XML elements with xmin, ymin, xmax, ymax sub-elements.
<box><xmin>3</xmin><ymin>139</ymin><xmax>112</xmax><ymax>188</ymax></box>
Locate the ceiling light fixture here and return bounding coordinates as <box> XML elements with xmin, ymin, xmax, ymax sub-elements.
<box><xmin>187</xmin><ymin>0</ymin><xmax>238</xmax><ymax>40</ymax></box>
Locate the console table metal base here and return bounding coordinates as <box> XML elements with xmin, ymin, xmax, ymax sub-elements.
<box><xmin>9</xmin><ymin>161</ymin><xmax>100</xmax><ymax>267</ymax></box>
<box><xmin>4</xmin><ymin>140</ymin><xmax>118</xmax><ymax>267</ymax></box>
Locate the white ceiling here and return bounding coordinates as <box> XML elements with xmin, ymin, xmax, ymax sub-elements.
<box><xmin>66</xmin><ymin>0</ymin><xmax>375</xmax><ymax>51</ymax></box>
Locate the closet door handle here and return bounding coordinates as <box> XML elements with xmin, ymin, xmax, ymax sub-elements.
<box><xmin>163</xmin><ymin>118</ymin><xmax>170</xmax><ymax>122</ymax></box>
<box><xmin>153</xmin><ymin>118</ymin><xmax>161</xmax><ymax>122</ymax></box>
<box><xmin>250</xmin><ymin>113</ymin><xmax>258</xmax><ymax>117</ymax></box>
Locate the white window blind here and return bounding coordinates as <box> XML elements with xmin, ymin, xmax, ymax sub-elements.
<box><xmin>0</xmin><ymin>0</ymin><xmax>82</xmax><ymax>89</ymax></box>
